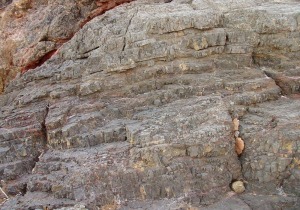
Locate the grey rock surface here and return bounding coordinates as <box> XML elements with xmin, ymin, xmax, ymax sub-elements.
<box><xmin>0</xmin><ymin>0</ymin><xmax>300</xmax><ymax>209</ymax></box>
<box><xmin>240</xmin><ymin>97</ymin><xmax>300</xmax><ymax>195</ymax></box>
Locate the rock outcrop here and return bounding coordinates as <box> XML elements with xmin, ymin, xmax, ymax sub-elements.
<box><xmin>0</xmin><ymin>0</ymin><xmax>134</xmax><ymax>93</ymax></box>
<box><xmin>0</xmin><ymin>0</ymin><xmax>299</xmax><ymax>209</ymax></box>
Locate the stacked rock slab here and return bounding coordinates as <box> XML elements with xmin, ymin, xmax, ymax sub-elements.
<box><xmin>0</xmin><ymin>0</ymin><xmax>299</xmax><ymax>209</ymax></box>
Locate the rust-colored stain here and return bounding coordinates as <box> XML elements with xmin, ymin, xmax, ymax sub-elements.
<box><xmin>21</xmin><ymin>49</ymin><xmax>57</xmax><ymax>73</ymax></box>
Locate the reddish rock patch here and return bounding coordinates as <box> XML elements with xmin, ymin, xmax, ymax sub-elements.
<box><xmin>21</xmin><ymin>49</ymin><xmax>57</xmax><ymax>73</ymax></box>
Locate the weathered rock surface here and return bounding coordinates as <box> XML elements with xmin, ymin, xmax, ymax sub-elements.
<box><xmin>0</xmin><ymin>0</ymin><xmax>300</xmax><ymax>209</ymax></box>
<box><xmin>240</xmin><ymin>97</ymin><xmax>300</xmax><ymax>195</ymax></box>
<box><xmin>0</xmin><ymin>0</ymin><xmax>134</xmax><ymax>93</ymax></box>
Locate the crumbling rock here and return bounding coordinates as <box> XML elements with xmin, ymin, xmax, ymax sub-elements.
<box><xmin>0</xmin><ymin>0</ymin><xmax>300</xmax><ymax>209</ymax></box>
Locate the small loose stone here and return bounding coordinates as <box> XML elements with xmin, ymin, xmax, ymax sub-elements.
<box><xmin>231</xmin><ymin>181</ymin><xmax>245</xmax><ymax>193</ymax></box>
<box><xmin>235</xmin><ymin>137</ymin><xmax>244</xmax><ymax>155</ymax></box>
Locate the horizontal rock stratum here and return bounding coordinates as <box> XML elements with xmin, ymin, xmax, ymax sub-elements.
<box><xmin>0</xmin><ymin>0</ymin><xmax>300</xmax><ymax>209</ymax></box>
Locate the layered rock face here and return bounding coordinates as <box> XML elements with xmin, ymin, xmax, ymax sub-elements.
<box><xmin>0</xmin><ymin>0</ymin><xmax>300</xmax><ymax>209</ymax></box>
<box><xmin>0</xmin><ymin>0</ymin><xmax>134</xmax><ymax>93</ymax></box>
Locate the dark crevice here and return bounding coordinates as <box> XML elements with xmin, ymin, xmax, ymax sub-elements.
<box><xmin>76</xmin><ymin>46</ymin><xmax>101</xmax><ymax>60</ymax></box>
<box><xmin>251</xmin><ymin>53</ymin><xmax>260</xmax><ymax>67</ymax></box>
<box><xmin>41</xmin><ymin>103</ymin><xmax>50</xmax><ymax>146</ymax></box>
<box><xmin>20</xmin><ymin>183</ymin><xmax>27</xmax><ymax>196</ymax></box>
<box><xmin>30</xmin><ymin>151</ymin><xmax>44</xmax><ymax>177</ymax></box>
<box><xmin>27</xmin><ymin>103</ymin><xmax>50</xmax><ymax>177</ymax></box>
<box><xmin>82</xmin><ymin>46</ymin><xmax>100</xmax><ymax>55</ymax></box>
<box><xmin>21</xmin><ymin>49</ymin><xmax>57</xmax><ymax>73</ymax></box>
<box><xmin>25</xmin><ymin>103</ymin><xmax>50</xmax><ymax>195</ymax></box>
<box><xmin>225</xmin><ymin>34</ymin><xmax>229</xmax><ymax>42</ymax></box>
<box><xmin>122</xmin><ymin>10</ymin><xmax>136</xmax><ymax>51</ymax></box>
<box><xmin>38</xmin><ymin>35</ymin><xmax>49</xmax><ymax>42</ymax></box>
<box><xmin>38</xmin><ymin>35</ymin><xmax>73</xmax><ymax>44</ymax></box>
<box><xmin>229</xmin><ymin>179</ymin><xmax>238</xmax><ymax>190</ymax></box>
<box><xmin>263</xmin><ymin>70</ymin><xmax>285</xmax><ymax>95</ymax></box>
<box><xmin>263</xmin><ymin>70</ymin><xmax>275</xmax><ymax>78</ymax></box>
<box><xmin>76</xmin><ymin>56</ymin><xmax>89</xmax><ymax>60</ymax></box>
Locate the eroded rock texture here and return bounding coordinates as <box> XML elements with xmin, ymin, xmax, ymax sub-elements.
<box><xmin>0</xmin><ymin>0</ymin><xmax>134</xmax><ymax>93</ymax></box>
<box><xmin>0</xmin><ymin>0</ymin><xmax>300</xmax><ymax>209</ymax></box>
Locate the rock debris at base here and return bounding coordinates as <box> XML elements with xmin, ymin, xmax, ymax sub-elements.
<box><xmin>0</xmin><ymin>0</ymin><xmax>300</xmax><ymax>209</ymax></box>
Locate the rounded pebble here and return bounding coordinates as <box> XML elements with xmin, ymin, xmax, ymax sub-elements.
<box><xmin>231</xmin><ymin>181</ymin><xmax>245</xmax><ymax>193</ymax></box>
